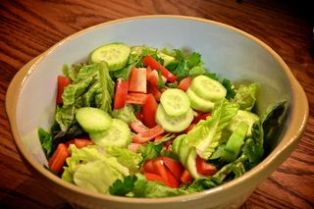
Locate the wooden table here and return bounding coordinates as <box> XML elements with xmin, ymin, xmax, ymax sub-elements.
<box><xmin>0</xmin><ymin>0</ymin><xmax>313</xmax><ymax>208</ymax></box>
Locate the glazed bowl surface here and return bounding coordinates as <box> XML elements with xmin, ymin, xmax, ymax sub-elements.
<box><xmin>6</xmin><ymin>15</ymin><xmax>308</xmax><ymax>209</ymax></box>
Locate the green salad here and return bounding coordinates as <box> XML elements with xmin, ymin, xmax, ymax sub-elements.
<box><xmin>38</xmin><ymin>43</ymin><xmax>287</xmax><ymax>198</ymax></box>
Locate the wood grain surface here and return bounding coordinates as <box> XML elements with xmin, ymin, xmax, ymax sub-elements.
<box><xmin>0</xmin><ymin>0</ymin><xmax>313</xmax><ymax>208</ymax></box>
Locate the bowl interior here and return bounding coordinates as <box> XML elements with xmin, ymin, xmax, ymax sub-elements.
<box><xmin>15</xmin><ymin>17</ymin><xmax>291</xmax><ymax>167</ymax></box>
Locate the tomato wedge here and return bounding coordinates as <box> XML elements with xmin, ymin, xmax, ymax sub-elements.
<box><xmin>125</xmin><ymin>93</ymin><xmax>147</xmax><ymax>105</ymax></box>
<box><xmin>48</xmin><ymin>143</ymin><xmax>70</xmax><ymax>173</ymax></box>
<box><xmin>143</xmin><ymin>56</ymin><xmax>176</xmax><ymax>82</ymax></box>
<box><xmin>147</xmin><ymin>70</ymin><xmax>167</xmax><ymax>88</ymax></box>
<box><xmin>180</xmin><ymin>169</ymin><xmax>193</xmax><ymax>184</ymax></box>
<box><xmin>130</xmin><ymin>120</ymin><xmax>148</xmax><ymax>133</ymax></box>
<box><xmin>114</xmin><ymin>79</ymin><xmax>129</xmax><ymax>109</ymax></box>
<box><xmin>161</xmin><ymin>157</ymin><xmax>184</xmax><ymax>180</ymax></box>
<box><xmin>132</xmin><ymin>125</ymin><xmax>165</xmax><ymax>143</ymax></box>
<box><xmin>178</xmin><ymin>77</ymin><xmax>192</xmax><ymax>91</ymax></box>
<box><xmin>196</xmin><ymin>155</ymin><xmax>217</xmax><ymax>176</ymax></box>
<box><xmin>144</xmin><ymin>172</ymin><xmax>164</xmax><ymax>184</ymax></box>
<box><xmin>128</xmin><ymin>67</ymin><xmax>147</xmax><ymax>93</ymax></box>
<box><xmin>143</xmin><ymin>160</ymin><xmax>155</xmax><ymax>173</ymax></box>
<box><xmin>142</xmin><ymin>94</ymin><xmax>158</xmax><ymax>128</ymax></box>
<box><xmin>56</xmin><ymin>76</ymin><xmax>70</xmax><ymax>104</ymax></box>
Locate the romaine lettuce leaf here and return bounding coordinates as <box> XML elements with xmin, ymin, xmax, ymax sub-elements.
<box><xmin>106</xmin><ymin>146</ymin><xmax>142</xmax><ymax>174</ymax></box>
<box><xmin>55</xmin><ymin>106</ymin><xmax>76</xmax><ymax>132</ymax></box>
<box><xmin>73</xmin><ymin>158</ymin><xmax>127</xmax><ymax>194</ymax></box>
<box><xmin>232</xmin><ymin>83</ymin><xmax>257</xmax><ymax>111</ymax></box>
<box><xmin>38</xmin><ymin>128</ymin><xmax>53</xmax><ymax>157</ymax></box>
<box><xmin>112</xmin><ymin>105</ymin><xmax>137</xmax><ymax>124</ymax></box>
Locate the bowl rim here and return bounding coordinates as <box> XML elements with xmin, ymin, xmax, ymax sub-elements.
<box><xmin>6</xmin><ymin>15</ymin><xmax>309</xmax><ymax>204</ymax></box>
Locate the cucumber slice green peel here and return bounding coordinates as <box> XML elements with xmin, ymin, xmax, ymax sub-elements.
<box><xmin>90</xmin><ymin>43</ymin><xmax>131</xmax><ymax>71</ymax></box>
<box><xmin>160</xmin><ymin>88</ymin><xmax>191</xmax><ymax>117</ymax></box>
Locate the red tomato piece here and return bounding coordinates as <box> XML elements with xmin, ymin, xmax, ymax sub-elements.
<box><xmin>180</xmin><ymin>169</ymin><xmax>193</xmax><ymax>184</ymax></box>
<box><xmin>130</xmin><ymin>120</ymin><xmax>149</xmax><ymax>133</ymax></box>
<box><xmin>165</xmin><ymin>169</ymin><xmax>180</xmax><ymax>188</ymax></box>
<box><xmin>143</xmin><ymin>56</ymin><xmax>176</xmax><ymax>82</ymax></box>
<box><xmin>153</xmin><ymin>159</ymin><xmax>169</xmax><ymax>183</ymax></box>
<box><xmin>193</xmin><ymin>112</ymin><xmax>211</xmax><ymax>124</ymax></box>
<box><xmin>128</xmin><ymin>67</ymin><xmax>147</xmax><ymax>93</ymax></box>
<box><xmin>178</xmin><ymin>77</ymin><xmax>192</xmax><ymax>91</ymax></box>
<box><xmin>132</xmin><ymin>125</ymin><xmax>165</xmax><ymax>143</ymax></box>
<box><xmin>142</xmin><ymin>94</ymin><xmax>158</xmax><ymax>128</ymax></box>
<box><xmin>161</xmin><ymin>157</ymin><xmax>184</xmax><ymax>180</ymax></box>
<box><xmin>147</xmin><ymin>70</ymin><xmax>167</xmax><ymax>88</ymax></box>
<box><xmin>48</xmin><ymin>143</ymin><xmax>70</xmax><ymax>173</ymax></box>
<box><xmin>147</xmin><ymin>82</ymin><xmax>162</xmax><ymax>101</ymax></box>
<box><xmin>144</xmin><ymin>172</ymin><xmax>164</xmax><ymax>184</ymax></box>
<box><xmin>143</xmin><ymin>160</ymin><xmax>155</xmax><ymax>173</ymax></box>
<box><xmin>56</xmin><ymin>76</ymin><xmax>70</xmax><ymax>104</ymax></box>
<box><xmin>125</xmin><ymin>93</ymin><xmax>147</xmax><ymax>105</ymax></box>
<box><xmin>114</xmin><ymin>79</ymin><xmax>129</xmax><ymax>109</ymax></box>
<box><xmin>196</xmin><ymin>155</ymin><xmax>217</xmax><ymax>176</ymax></box>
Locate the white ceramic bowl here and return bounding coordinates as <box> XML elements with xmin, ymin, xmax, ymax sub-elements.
<box><xmin>6</xmin><ymin>16</ymin><xmax>308</xmax><ymax>209</ymax></box>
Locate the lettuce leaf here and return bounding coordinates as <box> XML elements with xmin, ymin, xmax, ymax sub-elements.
<box><xmin>131</xmin><ymin>174</ymin><xmax>187</xmax><ymax>198</ymax></box>
<box><xmin>232</xmin><ymin>83</ymin><xmax>257</xmax><ymax>111</ymax></box>
<box><xmin>112</xmin><ymin>105</ymin><xmax>137</xmax><ymax>124</ymax></box>
<box><xmin>73</xmin><ymin>158</ymin><xmax>127</xmax><ymax>194</ymax></box>
<box><xmin>139</xmin><ymin>143</ymin><xmax>163</xmax><ymax>161</ymax></box>
<box><xmin>106</xmin><ymin>147</ymin><xmax>142</xmax><ymax>174</ymax></box>
<box><xmin>183</xmin><ymin>100</ymin><xmax>239</xmax><ymax>159</ymax></box>
<box><xmin>55</xmin><ymin>63</ymin><xmax>114</xmax><ymax>131</ymax></box>
<box><xmin>38</xmin><ymin>128</ymin><xmax>53</xmax><ymax>157</ymax></box>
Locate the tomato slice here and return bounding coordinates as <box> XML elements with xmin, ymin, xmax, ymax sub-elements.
<box><xmin>142</xmin><ymin>94</ymin><xmax>158</xmax><ymax>128</ymax></box>
<box><xmin>143</xmin><ymin>56</ymin><xmax>176</xmax><ymax>82</ymax></box>
<box><xmin>161</xmin><ymin>157</ymin><xmax>184</xmax><ymax>180</ymax></box>
<box><xmin>180</xmin><ymin>169</ymin><xmax>193</xmax><ymax>184</ymax></box>
<box><xmin>130</xmin><ymin>120</ymin><xmax>149</xmax><ymax>133</ymax></box>
<box><xmin>193</xmin><ymin>112</ymin><xmax>211</xmax><ymax>124</ymax></box>
<box><xmin>165</xmin><ymin>169</ymin><xmax>180</xmax><ymax>188</ymax></box>
<box><xmin>178</xmin><ymin>77</ymin><xmax>192</xmax><ymax>91</ymax></box>
<box><xmin>129</xmin><ymin>67</ymin><xmax>147</xmax><ymax>93</ymax></box>
<box><xmin>56</xmin><ymin>76</ymin><xmax>70</xmax><ymax>104</ymax></box>
<box><xmin>48</xmin><ymin>143</ymin><xmax>70</xmax><ymax>173</ymax></box>
<box><xmin>143</xmin><ymin>160</ymin><xmax>155</xmax><ymax>173</ymax></box>
<box><xmin>132</xmin><ymin>125</ymin><xmax>165</xmax><ymax>143</ymax></box>
<box><xmin>144</xmin><ymin>172</ymin><xmax>164</xmax><ymax>184</ymax></box>
<box><xmin>125</xmin><ymin>93</ymin><xmax>147</xmax><ymax>105</ymax></box>
<box><xmin>147</xmin><ymin>70</ymin><xmax>167</xmax><ymax>88</ymax></box>
<box><xmin>153</xmin><ymin>159</ymin><xmax>168</xmax><ymax>182</ymax></box>
<box><xmin>196</xmin><ymin>155</ymin><xmax>217</xmax><ymax>176</ymax></box>
<box><xmin>114</xmin><ymin>79</ymin><xmax>129</xmax><ymax>109</ymax></box>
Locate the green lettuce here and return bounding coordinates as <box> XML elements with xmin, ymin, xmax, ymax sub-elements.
<box><xmin>38</xmin><ymin>128</ymin><xmax>53</xmax><ymax>157</ymax></box>
<box><xmin>232</xmin><ymin>83</ymin><xmax>257</xmax><ymax>111</ymax></box>
<box><xmin>139</xmin><ymin>143</ymin><xmax>163</xmax><ymax>161</ymax></box>
<box><xmin>55</xmin><ymin>63</ymin><xmax>114</xmax><ymax>131</ymax></box>
<box><xmin>112</xmin><ymin>105</ymin><xmax>137</xmax><ymax>124</ymax></box>
<box><xmin>106</xmin><ymin>147</ymin><xmax>142</xmax><ymax>174</ymax></box>
<box><xmin>182</xmin><ymin>100</ymin><xmax>239</xmax><ymax>159</ymax></box>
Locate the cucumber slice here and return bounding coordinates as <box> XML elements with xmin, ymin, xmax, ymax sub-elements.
<box><xmin>186</xmin><ymin>149</ymin><xmax>202</xmax><ymax>179</ymax></box>
<box><xmin>157</xmin><ymin>51</ymin><xmax>175</xmax><ymax>66</ymax></box>
<box><xmin>76</xmin><ymin>107</ymin><xmax>112</xmax><ymax>133</ymax></box>
<box><xmin>90</xmin><ymin>43</ymin><xmax>131</xmax><ymax>71</ymax></box>
<box><xmin>222</xmin><ymin>122</ymin><xmax>248</xmax><ymax>162</ymax></box>
<box><xmin>172</xmin><ymin>135</ymin><xmax>185</xmax><ymax>155</ymax></box>
<box><xmin>191</xmin><ymin>75</ymin><xmax>226</xmax><ymax>101</ymax></box>
<box><xmin>178</xmin><ymin>138</ymin><xmax>193</xmax><ymax>166</ymax></box>
<box><xmin>187</xmin><ymin>88</ymin><xmax>215</xmax><ymax>112</ymax></box>
<box><xmin>160</xmin><ymin>89</ymin><xmax>190</xmax><ymax>117</ymax></box>
<box><xmin>228</xmin><ymin>110</ymin><xmax>259</xmax><ymax>136</ymax></box>
<box><xmin>90</xmin><ymin>119</ymin><xmax>131</xmax><ymax>147</ymax></box>
<box><xmin>156</xmin><ymin>105</ymin><xmax>194</xmax><ymax>133</ymax></box>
